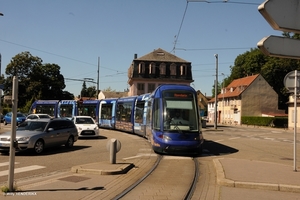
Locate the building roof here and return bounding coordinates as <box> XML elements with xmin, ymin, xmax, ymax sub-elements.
<box><xmin>135</xmin><ymin>48</ymin><xmax>190</xmax><ymax>63</ymax></box>
<box><xmin>218</xmin><ymin>74</ymin><xmax>259</xmax><ymax>99</ymax></box>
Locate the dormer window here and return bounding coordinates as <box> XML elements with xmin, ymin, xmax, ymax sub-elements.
<box><xmin>170</xmin><ymin>63</ymin><xmax>176</xmax><ymax>75</ymax></box>
<box><xmin>138</xmin><ymin>62</ymin><xmax>145</xmax><ymax>74</ymax></box>
<box><xmin>160</xmin><ymin>63</ymin><xmax>166</xmax><ymax>75</ymax></box>
<box><xmin>180</xmin><ymin>64</ymin><xmax>187</xmax><ymax>76</ymax></box>
<box><xmin>150</xmin><ymin>62</ymin><xmax>156</xmax><ymax>74</ymax></box>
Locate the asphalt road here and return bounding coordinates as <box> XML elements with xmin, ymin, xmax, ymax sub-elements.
<box><xmin>1</xmin><ymin>123</ymin><xmax>299</xmax><ymax>199</ymax></box>
<box><xmin>0</xmin><ymin>126</ymin><xmax>150</xmax><ymax>184</ymax></box>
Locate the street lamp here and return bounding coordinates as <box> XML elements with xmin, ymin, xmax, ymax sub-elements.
<box><xmin>221</xmin><ymin>73</ymin><xmax>225</xmax><ymax>124</ymax></box>
<box><xmin>214</xmin><ymin>54</ymin><xmax>218</xmax><ymax>129</ymax></box>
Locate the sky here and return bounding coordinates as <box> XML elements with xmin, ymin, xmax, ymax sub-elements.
<box><xmin>0</xmin><ymin>0</ymin><xmax>281</xmax><ymax>97</ymax></box>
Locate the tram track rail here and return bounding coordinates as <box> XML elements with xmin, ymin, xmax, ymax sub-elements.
<box><xmin>112</xmin><ymin>155</ymin><xmax>199</xmax><ymax>200</ymax></box>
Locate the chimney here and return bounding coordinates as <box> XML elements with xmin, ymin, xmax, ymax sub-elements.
<box><xmin>134</xmin><ymin>54</ymin><xmax>137</xmax><ymax>59</ymax></box>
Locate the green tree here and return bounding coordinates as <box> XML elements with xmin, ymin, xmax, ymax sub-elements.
<box><xmin>4</xmin><ymin>51</ymin><xmax>73</xmax><ymax>110</ymax></box>
<box><xmin>80</xmin><ymin>81</ymin><xmax>88</xmax><ymax>97</ymax></box>
<box><xmin>228</xmin><ymin>47</ymin><xmax>300</xmax><ymax>111</ymax></box>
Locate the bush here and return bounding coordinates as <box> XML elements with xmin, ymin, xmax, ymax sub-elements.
<box><xmin>241</xmin><ymin>116</ymin><xmax>288</xmax><ymax>128</ymax></box>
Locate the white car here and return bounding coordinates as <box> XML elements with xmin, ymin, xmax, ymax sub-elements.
<box><xmin>26</xmin><ymin>114</ymin><xmax>51</xmax><ymax>120</ymax></box>
<box><xmin>72</xmin><ymin>116</ymin><xmax>99</xmax><ymax>138</ymax></box>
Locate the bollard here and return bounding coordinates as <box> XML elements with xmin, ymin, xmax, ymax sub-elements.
<box><xmin>110</xmin><ymin>139</ymin><xmax>117</xmax><ymax>164</ymax></box>
<box><xmin>106</xmin><ymin>138</ymin><xmax>121</xmax><ymax>164</ymax></box>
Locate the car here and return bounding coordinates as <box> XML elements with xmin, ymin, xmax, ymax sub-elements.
<box><xmin>3</xmin><ymin>112</ymin><xmax>26</xmax><ymax>125</ymax></box>
<box><xmin>0</xmin><ymin>118</ymin><xmax>78</xmax><ymax>154</ymax></box>
<box><xmin>26</xmin><ymin>114</ymin><xmax>51</xmax><ymax>120</ymax></box>
<box><xmin>72</xmin><ymin>116</ymin><xmax>99</xmax><ymax>138</ymax></box>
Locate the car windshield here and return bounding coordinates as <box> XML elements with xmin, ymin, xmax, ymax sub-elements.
<box><xmin>17</xmin><ymin>121</ymin><xmax>48</xmax><ymax>131</ymax></box>
<box><xmin>39</xmin><ymin>115</ymin><xmax>50</xmax><ymax>118</ymax></box>
<box><xmin>17</xmin><ymin>113</ymin><xmax>25</xmax><ymax>117</ymax></box>
<box><xmin>75</xmin><ymin>118</ymin><xmax>94</xmax><ymax>124</ymax></box>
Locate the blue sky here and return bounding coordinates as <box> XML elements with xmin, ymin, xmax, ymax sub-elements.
<box><xmin>0</xmin><ymin>0</ymin><xmax>280</xmax><ymax>97</ymax></box>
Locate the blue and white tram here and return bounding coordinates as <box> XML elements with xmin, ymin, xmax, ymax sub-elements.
<box><xmin>115</xmin><ymin>96</ymin><xmax>137</xmax><ymax>133</ymax></box>
<box><xmin>133</xmin><ymin>93</ymin><xmax>150</xmax><ymax>137</ymax></box>
<box><xmin>28</xmin><ymin>100</ymin><xmax>59</xmax><ymax>118</ymax></box>
<box><xmin>57</xmin><ymin>100</ymin><xmax>78</xmax><ymax>119</ymax></box>
<box><xmin>98</xmin><ymin>98</ymin><xmax>117</xmax><ymax>129</ymax></box>
<box><xmin>79</xmin><ymin>99</ymin><xmax>100</xmax><ymax>120</ymax></box>
<box><xmin>146</xmin><ymin>84</ymin><xmax>204</xmax><ymax>155</ymax></box>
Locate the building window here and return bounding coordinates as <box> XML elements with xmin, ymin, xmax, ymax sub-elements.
<box><xmin>137</xmin><ymin>83</ymin><xmax>144</xmax><ymax>91</ymax></box>
<box><xmin>180</xmin><ymin>64</ymin><xmax>187</xmax><ymax>75</ymax></box>
<box><xmin>170</xmin><ymin>63</ymin><xmax>176</xmax><ymax>75</ymax></box>
<box><xmin>160</xmin><ymin>63</ymin><xmax>166</xmax><ymax>75</ymax></box>
<box><xmin>138</xmin><ymin>62</ymin><xmax>145</xmax><ymax>74</ymax></box>
<box><xmin>148</xmin><ymin>83</ymin><xmax>156</xmax><ymax>93</ymax></box>
<box><xmin>150</xmin><ymin>62</ymin><xmax>156</xmax><ymax>74</ymax></box>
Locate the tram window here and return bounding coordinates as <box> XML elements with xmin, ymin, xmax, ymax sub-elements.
<box><xmin>153</xmin><ymin>99</ymin><xmax>160</xmax><ymax>130</ymax></box>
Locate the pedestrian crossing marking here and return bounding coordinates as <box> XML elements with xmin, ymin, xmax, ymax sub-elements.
<box><xmin>0</xmin><ymin>165</ymin><xmax>46</xmax><ymax>177</ymax></box>
<box><xmin>0</xmin><ymin>162</ymin><xmax>19</xmax><ymax>167</ymax></box>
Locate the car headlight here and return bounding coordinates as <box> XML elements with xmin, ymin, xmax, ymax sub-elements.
<box><xmin>17</xmin><ymin>137</ymin><xmax>30</xmax><ymax>142</ymax></box>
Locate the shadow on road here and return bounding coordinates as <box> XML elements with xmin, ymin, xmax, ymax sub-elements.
<box><xmin>202</xmin><ymin>140</ymin><xmax>239</xmax><ymax>156</ymax></box>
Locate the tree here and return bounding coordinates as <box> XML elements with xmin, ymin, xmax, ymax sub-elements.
<box><xmin>228</xmin><ymin>47</ymin><xmax>300</xmax><ymax>111</ymax></box>
<box><xmin>4</xmin><ymin>51</ymin><xmax>73</xmax><ymax>109</ymax></box>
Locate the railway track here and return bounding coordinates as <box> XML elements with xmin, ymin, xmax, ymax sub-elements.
<box><xmin>112</xmin><ymin>155</ymin><xmax>199</xmax><ymax>200</ymax></box>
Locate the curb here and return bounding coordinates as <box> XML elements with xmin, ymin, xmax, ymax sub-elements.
<box><xmin>213</xmin><ymin>158</ymin><xmax>300</xmax><ymax>193</ymax></box>
<box><xmin>71</xmin><ymin>163</ymin><xmax>135</xmax><ymax>175</ymax></box>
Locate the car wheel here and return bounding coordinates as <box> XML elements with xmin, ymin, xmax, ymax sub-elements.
<box><xmin>34</xmin><ymin>140</ymin><xmax>44</xmax><ymax>154</ymax></box>
<box><xmin>65</xmin><ymin>136</ymin><xmax>74</xmax><ymax>148</ymax></box>
<box><xmin>4</xmin><ymin>120</ymin><xmax>7</xmax><ymax>125</ymax></box>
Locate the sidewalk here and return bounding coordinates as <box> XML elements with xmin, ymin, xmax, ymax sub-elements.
<box><xmin>214</xmin><ymin>158</ymin><xmax>300</xmax><ymax>193</ymax></box>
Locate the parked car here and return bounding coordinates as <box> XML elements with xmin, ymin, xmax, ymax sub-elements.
<box><xmin>26</xmin><ymin>114</ymin><xmax>51</xmax><ymax>120</ymax></box>
<box><xmin>0</xmin><ymin>118</ymin><xmax>78</xmax><ymax>154</ymax></box>
<box><xmin>3</xmin><ymin>112</ymin><xmax>26</xmax><ymax>125</ymax></box>
<box><xmin>72</xmin><ymin>116</ymin><xmax>99</xmax><ymax>138</ymax></box>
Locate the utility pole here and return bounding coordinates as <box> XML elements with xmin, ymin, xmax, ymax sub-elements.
<box><xmin>214</xmin><ymin>54</ymin><xmax>218</xmax><ymax>129</ymax></box>
<box><xmin>97</xmin><ymin>57</ymin><xmax>100</xmax><ymax>99</ymax></box>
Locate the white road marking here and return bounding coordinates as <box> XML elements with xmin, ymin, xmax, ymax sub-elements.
<box><xmin>229</xmin><ymin>137</ymin><xmax>240</xmax><ymax>140</ymax></box>
<box><xmin>0</xmin><ymin>162</ymin><xmax>19</xmax><ymax>167</ymax></box>
<box><xmin>0</xmin><ymin>165</ymin><xmax>46</xmax><ymax>177</ymax></box>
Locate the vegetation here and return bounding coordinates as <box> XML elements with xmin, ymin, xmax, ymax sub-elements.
<box><xmin>213</xmin><ymin>33</ymin><xmax>300</xmax><ymax>112</ymax></box>
<box><xmin>241</xmin><ymin>116</ymin><xmax>288</xmax><ymax>128</ymax></box>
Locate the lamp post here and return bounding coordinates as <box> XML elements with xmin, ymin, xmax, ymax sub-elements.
<box><xmin>221</xmin><ymin>73</ymin><xmax>225</xmax><ymax>124</ymax></box>
<box><xmin>214</xmin><ymin>54</ymin><xmax>218</xmax><ymax>129</ymax></box>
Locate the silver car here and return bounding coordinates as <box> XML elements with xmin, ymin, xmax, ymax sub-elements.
<box><xmin>0</xmin><ymin>118</ymin><xmax>78</xmax><ymax>154</ymax></box>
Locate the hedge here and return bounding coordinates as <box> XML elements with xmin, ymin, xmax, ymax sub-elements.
<box><xmin>241</xmin><ymin>116</ymin><xmax>288</xmax><ymax>128</ymax></box>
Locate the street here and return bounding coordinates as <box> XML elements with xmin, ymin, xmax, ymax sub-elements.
<box><xmin>0</xmin><ymin>127</ymin><xmax>150</xmax><ymax>184</ymax></box>
<box><xmin>0</xmin><ymin>124</ymin><xmax>300</xmax><ymax>199</ymax></box>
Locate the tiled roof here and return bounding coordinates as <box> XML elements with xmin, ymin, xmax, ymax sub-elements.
<box><xmin>135</xmin><ymin>48</ymin><xmax>189</xmax><ymax>63</ymax></box>
<box><xmin>209</xmin><ymin>74</ymin><xmax>259</xmax><ymax>102</ymax></box>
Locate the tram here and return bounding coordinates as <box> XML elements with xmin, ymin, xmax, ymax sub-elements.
<box><xmin>28</xmin><ymin>100</ymin><xmax>59</xmax><ymax>118</ymax></box>
<box><xmin>145</xmin><ymin>84</ymin><xmax>204</xmax><ymax>155</ymax></box>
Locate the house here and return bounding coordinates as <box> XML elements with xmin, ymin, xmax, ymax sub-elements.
<box><xmin>97</xmin><ymin>91</ymin><xmax>128</xmax><ymax>100</ymax></box>
<box><xmin>208</xmin><ymin>74</ymin><xmax>285</xmax><ymax>125</ymax></box>
<box><xmin>127</xmin><ymin>48</ymin><xmax>194</xmax><ymax>96</ymax></box>
<box><xmin>197</xmin><ymin>90</ymin><xmax>211</xmax><ymax>116</ymax></box>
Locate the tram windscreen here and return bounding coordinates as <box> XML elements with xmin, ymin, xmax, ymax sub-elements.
<box><xmin>163</xmin><ymin>91</ymin><xmax>198</xmax><ymax>132</ymax></box>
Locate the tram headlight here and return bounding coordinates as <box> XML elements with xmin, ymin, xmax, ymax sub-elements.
<box><xmin>163</xmin><ymin>135</ymin><xmax>172</xmax><ymax>141</ymax></box>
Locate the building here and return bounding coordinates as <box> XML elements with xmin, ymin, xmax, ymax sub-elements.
<box><xmin>208</xmin><ymin>74</ymin><xmax>285</xmax><ymax>125</ymax></box>
<box><xmin>127</xmin><ymin>48</ymin><xmax>194</xmax><ymax>96</ymax></box>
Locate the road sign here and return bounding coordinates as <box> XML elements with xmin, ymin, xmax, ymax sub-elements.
<box><xmin>258</xmin><ymin>36</ymin><xmax>300</xmax><ymax>59</ymax></box>
<box><xmin>284</xmin><ymin>71</ymin><xmax>300</xmax><ymax>93</ymax></box>
<box><xmin>259</xmin><ymin>0</ymin><xmax>300</xmax><ymax>33</ymax></box>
